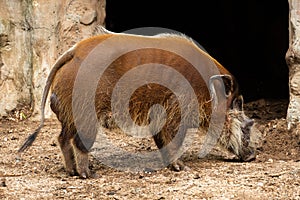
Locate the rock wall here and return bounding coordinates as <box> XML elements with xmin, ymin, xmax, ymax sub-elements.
<box><xmin>0</xmin><ymin>0</ymin><xmax>106</xmax><ymax>119</ymax></box>
<box><xmin>286</xmin><ymin>0</ymin><xmax>300</xmax><ymax>129</ymax></box>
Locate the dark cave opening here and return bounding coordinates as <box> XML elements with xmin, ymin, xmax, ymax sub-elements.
<box><xmin>105</xmin><ymin>0</ymin><xmax>289</xmax><ymax>103</ymax></box>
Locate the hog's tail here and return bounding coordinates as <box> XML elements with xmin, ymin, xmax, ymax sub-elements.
<box><xmin>18</xmin><ymin>45</ymin><xmax>76</xmax><ymax>153</ymax></box>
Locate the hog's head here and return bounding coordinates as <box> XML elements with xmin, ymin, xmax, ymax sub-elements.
<box><xmin>220</xmin><ymin>95</ymin><xmax>259</xmax><ymax>161</ymax></box>
<box><xmin>208</xmin><ymin>74</ymin><xmax>261</xmax><ymax>161</ymax></box>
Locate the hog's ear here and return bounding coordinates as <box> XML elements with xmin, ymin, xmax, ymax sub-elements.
<box><xmin>209</xmin><ymin>74</ymin><xmax>234</xmax><ymax>111</ymax></box>
<box><xmin>209</xmin><ymin>74</ymin><xmax>233</xmax><ymax>98</ymax></box>
<box><xmin>232</xmin><ymin>95</ymin><xmax>244</xmax><ymax>111</ymax></box>
<box><xmin>220</xmin><ymin>74</ymin><xmax>234</xmax><ymax>97</ymax></box>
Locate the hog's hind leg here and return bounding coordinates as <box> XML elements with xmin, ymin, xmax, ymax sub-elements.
<box><xmin>72</xmin><ymin>132</ymin><xmax>96</xmax><ymax>179</ymax></box>
<box><xmin>58</xmin><ymin>124</ymin><xmax>77</xmax><ymax>176</ymax></box>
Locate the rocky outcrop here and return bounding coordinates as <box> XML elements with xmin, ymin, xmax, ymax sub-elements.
<box><xmin>0</xmin><ymin>0</ymin><xmax>106</xmax><ymax>119</ymax></box>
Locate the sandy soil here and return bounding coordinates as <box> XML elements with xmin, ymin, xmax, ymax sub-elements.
<box><xmin>0</xmin><ymin>99</ymin><xmax>299</xmax><ymax>200</ymax></box>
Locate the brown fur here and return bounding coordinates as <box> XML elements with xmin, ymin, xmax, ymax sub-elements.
<box><xmin>19</xmin><ymin>29</ymin><xmax>257</xmax><ymax>178</ymax></box>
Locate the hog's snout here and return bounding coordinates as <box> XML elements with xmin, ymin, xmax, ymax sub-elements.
<box><xmin>239</xmin><ymin>147</ymin><xmax>257</xmax><ymax>162</ymax></box>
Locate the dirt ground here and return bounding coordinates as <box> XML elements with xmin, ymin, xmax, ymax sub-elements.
<box><xmin>0</xmin><ymin>98</ymin><xmax>299</xmax><ymax>199</ymax></box>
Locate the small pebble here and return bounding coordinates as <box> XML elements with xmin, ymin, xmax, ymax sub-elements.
<box><xmin>1</xmin><ymin>179</ymin><xmax>7</xmax><ymax>187</ymax></box>
<box><xmin>257</xmin><ymin>182</ymin><xmax>264</xmax><ymax>187</ymax></box>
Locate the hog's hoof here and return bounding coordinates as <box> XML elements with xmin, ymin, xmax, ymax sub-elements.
<box><xmin>168</xmin><ymin>160</ymin><xmax>190</xmax><ymax>172</ymax></box>
<box><xmin>66</xmin><ymin>168</ymin><xmax>78</xmax><ymax>177</ymax></box>
<box><xmin>77</xmin><ymin>168</ymin><xmax>91</xmax><ymax>179</ymax></box>
<box><xmin>77</xmin><ymin>169</ymin><xmax>99</xmax><ymax>179</ymax></box>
